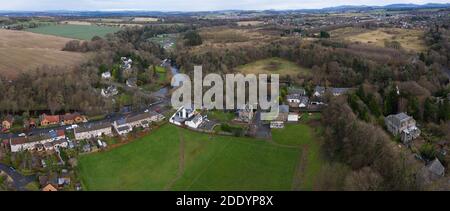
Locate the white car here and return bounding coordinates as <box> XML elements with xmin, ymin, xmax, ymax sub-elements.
<box><xmin>71</xmin><ymin>124</ymin><xmax>79</xmax><ymax>129</ymax></box>
<box><xmin>18</xmin><ymin>133</ymin><xmax>26</xmax><ymax>137</ymax></box>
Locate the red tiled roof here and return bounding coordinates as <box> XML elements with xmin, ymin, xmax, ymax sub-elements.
<box><xmin>61</xmin><ymin>113</ymin><xmax>82</xmax><ymax>121</ymax></box>
<box><xmin>42</xmin><ymin>114</ymin><xmax>60</xmax><ymax>123</ymax></box>
<box><xmin>3</xmin><ymin>115</ymin><xmax>14</xmax><ymax>123</ymax></box>
<box><xmin>57</xmin><ymin>130</ymin><xmax>65</xmax><ymax>137</ymax></box>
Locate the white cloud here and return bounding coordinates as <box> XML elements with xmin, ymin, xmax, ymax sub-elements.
<box><xmin>1</xmin><ymin>0</ymin><xmax>449</xmax><ymax>11</ymax></box>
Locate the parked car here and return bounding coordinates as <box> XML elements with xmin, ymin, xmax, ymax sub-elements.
<box><xmin>18</xmin><ymin>133</ymin><xmax>26</xmax><ymax>137</ymax></box>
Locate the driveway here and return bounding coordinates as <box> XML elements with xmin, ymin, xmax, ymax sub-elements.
<box><xmin>0</xmin><ymin>163</ymin><xmax>35</xmax><ymax>191</ymax></box>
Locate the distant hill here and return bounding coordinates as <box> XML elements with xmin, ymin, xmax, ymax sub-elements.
<box><xmin>0</xmin><ymin>3</ymin><xmax>449</xmax><ymax>17</ymax></box>
<box><xmin>321</xmin><ymin>3</ymin><xmax>450</xmax><ymax>12</ymax></box>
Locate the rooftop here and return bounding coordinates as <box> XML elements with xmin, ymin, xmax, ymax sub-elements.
<box><xmin>394</xmin><ymin>112</ymin><xmax>412</xmax><ymax>122</ymax></box>
<box><xmin>75</xmin><ymin>122</ymin><xmax>111</xmax><ymax>133</ymax></box>
<box><xmin>427</xmin><ymin>158</ymin><xmax>445</xmax><ymax>176</ymax></box>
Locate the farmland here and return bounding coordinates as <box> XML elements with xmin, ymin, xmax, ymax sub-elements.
<box><xmin>25</xmin><ymin>24</ymin><xmax>120</xmax><ymax>40</ymax></box>
<box><xmin>331</xmin><ymin>27</ymin><xmax>427</xmax><ymax>52</ymax></box>
<box><xmin>77</xmin><ymin>123</ymin><xmax>323</xmax><ymax>191</ymax></box>
<box><xmin>0</xmin><ymin>29</ymin><xmax>86</xmax><ymax>78</ymax></box>
<box><xmin>236</xmin><ymin>21</ymin><xmax>264</xmax><ymax>26</ymax></box>
<box><xmin>236</xmin><ymin>57</ymin><xmax>311</xmax><ymax>77</ymax></box>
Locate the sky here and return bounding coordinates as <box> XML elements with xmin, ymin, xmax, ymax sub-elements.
<box><xmin>1</xmin><ymin>0</ymin><xmax>449</xmax><ymax>11</ymax></box>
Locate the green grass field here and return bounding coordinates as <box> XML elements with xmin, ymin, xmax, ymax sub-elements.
<box><xmin>78</xmin><ymin>123</ymin><xmax>323</xmax><ymax>191</ymax></box>
<box><xmin>207</xmin><ymin>110</ymin><xmax>235</xmax><ymax>122</ymax></box>
<box><xmin>271</xmin><ymin>115</ymin><xmax>323</xmax><ymax>190</ymax></box>
<box><xmin>26</xmin><ymin>24</ymin><xmax>120</xmax><ymax>40</ymax></box>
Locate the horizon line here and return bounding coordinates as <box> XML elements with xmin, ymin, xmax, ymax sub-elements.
<box><xmin>0</xmin><ymin>2</ymin><xmax>449</xmax><ymax>13</ymax></box>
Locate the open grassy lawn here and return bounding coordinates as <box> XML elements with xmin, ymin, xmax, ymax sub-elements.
<box><xmin>78</xmin><ymin>124</ymin><xmax>302</xmax><ymax>190</ymax></box>
<box><xmin>236</xmin><ymin>57</ymin><xmax>311</xmax><ymax>77</ymax></box>
<box><xmin>207</xmin><ymin>110</ymin><xmax>235</xmax><ymax>122</ymax></box>
<box><xmin>271</xmin><ymin>117</ymin><xmax>323</xmax><ymax>190</ymax></box>
<box><xmin>26</xmin><ymin>24</ymin><xmax>120</xmax><ymax>40</ymax></box>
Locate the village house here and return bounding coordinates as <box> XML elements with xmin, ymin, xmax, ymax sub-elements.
<box><xmin>58</xmin><ymin>170</ymin><xmax>71</xmax><ymax>188</ymax></box>
<box><xmin>52</xmin><ymin>139</ymin><xmax>69</xmax><ymax>150</ymax></box>
<box><xmin>9</xmin><ymin>130</ymin><xmax>66</xmax><ymax>152</ymax></box>
<box><xmin>288</xmin><ymin>113</ymin><xmax>299</xmax><ymax>122</ymax></box>
<box><xmin>287</xmin><ymin>94</ymin><xmax>309</xmax><ymax>108</ymax></box>
<box><xmin>313</xmin><ymin>86</ymin><xmax>351</xmax><ymax>97</ymax></box>
<box><xmin>237</xmin><ymin>104</ymin><xmax>254</xmax><ymax>123</ymax></box>
<box><xmin>113</xmin><ymin>118</ymin><xmax>133</xmax><ymax>136</ymax></box>
<box><xmin>286</xmin><ymin>94</ymin><xmax>301</xmax><ymax>104</ymax></box>
<box><xmin>313</xmin><ymin>86</ymin><xmax>326</xmax><ymax>97</ymax></box>
<box><xmin>126</xmin><ymin>77</ymin><xmax>138</xmax><ymax>88</ymax></box>
<box><xmin>74</xmin><ymin>122</ymin><xmax>113</xmax><ymax>140</ymax></box>
<box><xmin>419</xmin><ymin>158</ymin><xmax>446</xmax><ymax>184</ymax></box>
<box><xmin>170</xmin><ymin>106</ymin><xmax>196</xmax><ymax>126</ymax></box>
<box><xmin>111</xmin><ymin>112</ymin><xmax>165</xmax><ymax>136</ymax></box>
<box><xmin>40</xmin><ymin>114</ymin><xmax>60</xmax><ymax>126</ymax></box>
<box><xmin>330</xmin><ymin>88</ymin><xmax>351</xmax><ymax>96</ymax></box>
<box><xmin>42</xmin><ymin>184</ymin><xmax>58</xmax><ymax>191</ymax></box>
<box><xmin>24</xmin><ymin>118</ymin><xmax>37</xmax><ymax>129</ymax></box>
<box><xmin>385</xmin><ymin>113</ymin><xmax>421</xmax><ymax>145</ymax></box>
<box><xmin>101</xmin><ymin>85</ymin><xmax>119</xmax><ymax>98</ymax></box>
<box><xmin>101</xmin><ymin>71</ymin><xmax>112</xmax><ymax>79</ymax></box>
<box><xmin>270</xmin><ymin>105</ymin><xmax>289</xmax><ymax>128</ymax></box>
<box><xmin>125</xmin><ymin>111</ymin><xmax>165</xmax><ymax>129</ymax></box>
<box><xmin>2</xmin><ymin>115</ymin><xmax>14</xmax><ymax>130</ymax></box>
<box><xmin>121</xmin><ymin>57</ymin><xmax>133</xmax><ymax>70</ymax></box>
<box><xmin>60</xmin><ymin>113</ymin><xmax>87</xmax><ymax>125</ymax></box>
<box><xmin>287</xmin><ymin>87</ymin><xmax>306</xmax><ymax>96</ymax></box>
<box><xmin>185</xmin><ymin>114</ymin><xmax>203</xmax><ymax>129</ymax></box>
<box><xmin>425</xmin><ymin>158</ymin><xmax>445</xmax><ymax>180</ymax></box>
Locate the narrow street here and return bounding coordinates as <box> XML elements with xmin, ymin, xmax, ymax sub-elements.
<box><xmin>0</xmin><ymin>163</ymin><xmax>35</xmax><ymax>191</ymax></box>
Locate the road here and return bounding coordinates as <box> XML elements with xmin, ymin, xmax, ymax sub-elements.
<box><xmin>0</xmin><ymin>163</ymin><xmax>35</xmax><ymax>191</ymax></box>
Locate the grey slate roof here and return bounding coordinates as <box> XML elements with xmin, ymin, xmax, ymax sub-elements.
<box><xmin>299</xmin><ymin>96</ymin><xmax>309</xmax><ymax>104</ymax></box>
<box><xmin>427</xmin><ymin>158</ymin><xmax>445</xmax><ymax>177</ymax></box>
<box><xmin>279</xmin><ymin>105</ymin><xmax>289</xmax><ymax>113</ymax></box>
<box><xmin>331</xmin><ymin>88</ymin><xmax>350</xmax><ymax>95</ymax></box>
<box><xmin>287</xmin><ymin>94</ymin><xmax>302</xmax><ymax>100</ymax></box>
<box><xmin>314</xmin><ymin>86</ymin><xmax>326</xmax><ymax>94</ymax></box>
<box><xmin>187</xmin><ymin>114</ymin><xmax>202</xmax><ymax>124</ymax></box>
<box><xmin>117</xmin><ymin>125</ymin><xmax>131</xmax><ymax>132</ymax></box>
<box><xmin>287</xmin><ymin>87</ymin><xmax>306</xmax><ymax>95</ymax></box>
<box><xmin>76</xmin><ymin>122</ymin><xmax>111</xmax><ymax>133</ymax></box>
<box><xmin>395</xmin><ymin>112</ymin><xmax>411</xmax><ymax>122</ymax></box>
